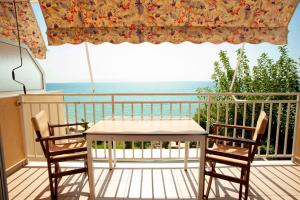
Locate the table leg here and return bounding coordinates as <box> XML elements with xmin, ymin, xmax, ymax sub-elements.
<box><xmin>108</xmin><ymin>140</ymin><xmax>113</xmax><ymax>170</ymax></box>
<box><xmin>184</xmin><ymin>141</ymin><xmax>189</xmax><ymax>170</ymax></box>
<box><xmin>87</xmin><ymin>137</ymin><xmax>95</xmax><ymax>200</ymax></box>
<box><xmin>197</xmin><ymin>136</ymin><xmax>206</xmax><ymax>200</ymax></box>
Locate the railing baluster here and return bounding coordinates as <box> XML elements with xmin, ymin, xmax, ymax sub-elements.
<box><xmin>233</xmin><ymin>103</ymin><xmax>238</xmax><ymax>146</ymax></box>
<box><xmin>102</xmin><ymin>104</ymin><xmax>105</xmax><ymax>120</ymax></box>
<box><xmin>57</xmin><ymin>103</ymin><xmax>61</xmax><ymax>135</ymax></box>
<box><xmin>93</xmin><ymin>104</ymin><xmax>96</xmax><ymax>124</ymax></box>
<box><xmin>112</xmin><ymin>95</ymin><xmax>115</xmax><ymax>120</ymax></box>
<box><xmin>66</xmin><ymin>104</ymin><xmax>69</xmax><ymax>125</ymax></box>
<box><xmin>275</xmin><ymin>103</ymin><xmax>282</xmax><ymax>156</ymax></box>
<box><xmin>95</xmin><ymin>140</ymin><xmax>98</xmax><ymax>159</ymax></box>
<box><xmin>83</xmin><ymin>104</ymin><xmax>86</xmax><ymax>123</ymax></box>
<box><xmin>170</xmin><ymin>103</ymin><xmax>172</xmax><ymax>119</ymax></box>
<box><xmin>123</xmin><ymin>141</ymin><xmax>125</xmax><ymax>159</ymax></box>
<box><xmin>121</xmin><ymin>103</ymin><xmax>124</xmax><ymax>120</ymax></box>
<box><xmin>131</xmin><ymin>103</ymin><xmax>134</xmax><ymax>120</ymax></box>
<box><xmin>267</xmin><ymin>103</ymin><xmax>273</xmax><ymax>156</ymax></box>
<box><xmin>141</xmin><ymin>103</ymin><xmax>144</xmax><ymax>120</ymax></box>
<box><xmin>242</xmin><ymin>103</ymin><xmax>247</xmax><ymax>142</ymax></box>
<box><xmin>132</xmin><ymin>141</ymin><xmax>134</xmax><ymax>158</ymax></box>
<box><xmin>74</xmin><ymin>103</ymin><xmax>78</xmax><ymax>130</ymax></box>
<box><xmin>178</xmin><ymin>140</ymin><xmax>181</xmax><ymax>158</ymax></box>
<box><xmin>284</xmin><ymin>103</ymin><xmax>291</xmax><ymax>155</ymax></box>
<box><xmin>225</xmin><ymin>102</ymin><xmax>229</xmax><ymax>139</ymax></box>
<box><xmin>160</xmin><ymin>141</ymin><xmax>162</xmax><ymax>159</ymax></box>
<box><xmin>180</xmin><ymin>103</ymin><xmax>182</xmax><ymax>119</ymax></box>
<box><xmin>169</xmin><ymin>141</ymin><xmax>171</xmax><ymax>158</ymax></box>
<box><xmin>151</xmin><ymin>141</ymin><xmax>153</xmax><ymax>159</ymax></box>
<box><xmin>292</xmin><ymin>95</ymin><xmax>300</xmax><ymax>160</ymax></box>
<box><xmin>189</xmin><ymin>103</ymin><xmax>192</xmax><ymax>119</ymax></box>
<box><xmin>142</xmin><ymin>141</ymin><xmax>144</xmax><ymax>159</ymax></box>
<box><xmin>206</xmin><ymin>95</ymin><xmax>211</xmax><ymax>134</ymax></box>
<box><xmin>160</xmin><ymin>103</ymin><xmax>163</xmax><ymax>119</ymax></box>
<box><xmin>151</xmin><ymin>104</ymin><xmax>153</xmax><ymax>120</ymax></box>
<box><xmin>251</xmin><ymin>103</ymin><xmax>255</xmax><ymax>127</ymax></box>
<box><xmin>216</xmin><ymin>102</ymin><xmax>220</xmax><ymax>123</ymax></box>
<box><xmin>198</xmin><ymin>102</ymin><xmax>200</xmax><ymax>124</ymax></box>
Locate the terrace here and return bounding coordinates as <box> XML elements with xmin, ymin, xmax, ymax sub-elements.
<box><xmin>0</xmin><ymin>1</ymin><xmax>300</xmax><ymax>200</ymax></box>
<box><xmin>2</xmin><ymin>92</ymin><xmax>300</xmax><ymax>199</ymax></box>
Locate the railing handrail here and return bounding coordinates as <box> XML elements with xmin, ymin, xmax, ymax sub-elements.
<box><xmin>20</xmin><ymin>100</ymin><xmax>298</xmax><ymax>104</ymax></box>
<box><xmin>20</xmin><ymin>92</ymin><xmax>300</xmax><ymax>97</ymax></box>
<box><xmin>20</xmin><ymin>92</ymin><xmax>300</xmax><ymax>161</ymax></box>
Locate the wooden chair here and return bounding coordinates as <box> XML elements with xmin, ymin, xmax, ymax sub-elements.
<box><xmin>31</xmin><ymin>110</ymin><xmax>89</xmax><ymax>200</ymax></box>
<box><xmin>205</xmin><ymin>111</ymin><xmax>268</xmax><ymax>200</ymax></box>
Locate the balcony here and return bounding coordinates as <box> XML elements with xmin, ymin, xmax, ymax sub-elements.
<box><xmin>2</xmin><ymin>92</ymin><xmax>300</xmax><ymax>199</ymax></box>
<box><xmin>8</xmin><ymin>161</ymin><xmax>300</xmax><ymax>199</ymax></box>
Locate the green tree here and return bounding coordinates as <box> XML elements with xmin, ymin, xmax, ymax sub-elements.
<box><xmin>195</xmin><ymin>46</ymin><xmax>299</xmax><ymax>155</ymax></box>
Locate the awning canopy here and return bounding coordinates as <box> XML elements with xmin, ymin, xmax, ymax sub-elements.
<box><xmin>39</xmin><ymin>0</ymin><xmax>299</xmax><ymax>46</ymax></box>
<box><xmin>0</xmin><ymin>0</ymin><xmax>46</xmax><ymax>59</ymax></box>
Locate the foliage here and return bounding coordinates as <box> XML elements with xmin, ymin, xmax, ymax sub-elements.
<box><xmin>194</xmin><ymin>46</ymin><xmax>299</xmax><ymax>155</ymax></box>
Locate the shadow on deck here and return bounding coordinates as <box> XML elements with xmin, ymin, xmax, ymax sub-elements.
<box><xmin>7</xmin><ymin>161</ymin><xmax>300</xmax><ymax>200</ymax></box>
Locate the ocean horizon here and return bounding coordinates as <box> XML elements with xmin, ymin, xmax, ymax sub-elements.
<box><xmin>45</xmin><ymin>81</ymin><xmax>214</xmax><ymax>121</ymax></box>
<box><xmin>46</xmin><ymin>81</ymin><xmax>214</xmax><ymax>93</ymax></box>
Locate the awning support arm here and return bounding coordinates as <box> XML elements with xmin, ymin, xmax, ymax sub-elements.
<box><xmin>230</xmin><ymin>43</ymin><xmax>245</xmax><ymax>100</ymax></box>
<box><xmin>85</xmin><ymin>42</ymin><xmax>96</xmax><ymax>93</ymax></box>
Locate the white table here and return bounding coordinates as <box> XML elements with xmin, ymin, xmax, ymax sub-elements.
<box><xmin>84</xmin><ymin>119</ymin><xmax>207</xmax><ymax>200</ymax></box>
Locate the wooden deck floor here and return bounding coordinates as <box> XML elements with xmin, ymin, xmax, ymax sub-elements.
<box><xmin>7</xmin><ymin>161</ymin><xmax>300</xmax><ymax>200</ymax></box>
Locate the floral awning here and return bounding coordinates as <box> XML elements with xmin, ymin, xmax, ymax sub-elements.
<box><xmin>0</xmin><ymin>0</ymin><xmax>46</xmax><ymax>59</ymax></box>
<box><xmin>39</xmin><ymin>0</ymin><xmax>299</xmax><ymax>46</ymax></box>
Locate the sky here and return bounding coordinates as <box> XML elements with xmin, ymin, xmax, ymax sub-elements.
<box><xmin>32</xmin><ymin>3</ymin><xmax>300</xmax><ymax>83</ymax></box>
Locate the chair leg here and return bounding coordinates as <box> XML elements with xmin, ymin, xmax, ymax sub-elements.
<box><xmin>205</xmin><ymin>162</ymin><xmax>216</xmax><ymax>198</ymax></box>
<box><xmin>47</xmin><ymin>162</ymin><xmax>55</xmax><ymax>200</ymax></box>
<box><xmin>239</xmin><ymin>168</ymin><xmax>245</xmax><ymax>200</ymax></box>
<box><xmin>54</xmin><ymin>163</ymin><xmax>59</xmax><ymax>198</ymax></box>
<box><xmin>244</xmin><ymin>166</ymin><xmax>251</xmax><ymax>200</ymax></box>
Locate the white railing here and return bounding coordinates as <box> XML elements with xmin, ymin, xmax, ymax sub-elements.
<box><xmin>20</xmin><ymin>92</ymin><xmax>300</xmax><ymax>161</ymax></box>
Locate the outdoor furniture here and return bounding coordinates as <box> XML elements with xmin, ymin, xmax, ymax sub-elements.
<box><xmin>84</xmin><ymin>119</ymin><xmax>208</xmax><ymax>200</ymax></box>
<box><xmin>205</xmin><ymin>111</ymin><xmax>268</xmax><ymax>200</ymax></box>
<box><xmin>31</xmin><ymin>110</ymin><xmax>89</xmax><ymax>200</ymax></box>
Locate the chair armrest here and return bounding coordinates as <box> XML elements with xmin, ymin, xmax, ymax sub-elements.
<box><xmin>206</xmin><ymin>149</ymin><xmax>249</xmax><ymax>161</ymax></box>
<box><xmin>49</xmin><ymin>122</ymin><xmax>89</xmax><ymax>128</ymax></box>
<box><xmin>207</xmin><ymin>135</ymin><xmax>257</xmax><ymax>145</ymax></box>
<box><xmin>213</xmin><ymin>123</ymin><xmax>256</xmax><ymax>131</ymax></box>
<box><xmin>36</xmin><ymin>133</ymin><xmax>85</xmax><ymax>142</ymax></box>
<box><xmin>49</xmin><ymin>147</ymin><xmax>87</xmax><ymax>156</ymax></box>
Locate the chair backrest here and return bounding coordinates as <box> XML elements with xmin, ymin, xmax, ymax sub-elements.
<box><xmin>251</xmin><ymin>111</ymin><xmax>268</xmax><ymax>160</ymax></box>
<box><xmin>31</xmin><ymin>110</ymin><xmax>50</xmax><ymax>139</ymax></box>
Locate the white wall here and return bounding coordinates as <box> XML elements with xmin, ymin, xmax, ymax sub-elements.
<box><xmin>0</xmin><ymin>38</ymin><xmax>44</xmax><ymax>92</ymax></box>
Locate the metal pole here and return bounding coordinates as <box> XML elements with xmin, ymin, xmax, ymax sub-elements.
<box><xmin>230</xmin><ymin>43</ymin><xmax>245</xmax><ymax>92</ymax></box>
<box><xmin>85</xmin><ymin>42</ymin><xmax>96</xmax><ymax>93</ymax></box>
<box><xmin>230</xmin><ymin>43</ymin><xmax>245</xmax><ymax>101</ymax></box>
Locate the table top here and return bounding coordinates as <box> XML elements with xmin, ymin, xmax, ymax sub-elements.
<box><xmin>84</xmin><ymin>119</ymin><xmax>207</xmax><ymax>136</ymax></box>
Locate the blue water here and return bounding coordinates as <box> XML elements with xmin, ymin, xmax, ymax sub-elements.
<box><xmin>46</xmin><ymin>81</ymin><xmax>214</xmax><ymax>93</ymax></box>
<box><xmin>46</xmin><ymin>81</ymin><xmax>214</xmax><ymax>122</ymax></box>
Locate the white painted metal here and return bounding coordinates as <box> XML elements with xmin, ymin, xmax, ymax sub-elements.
<box><xmin>84</xmin><ymin>42</ymin><xmax>96</xmax><ymax>94</ymax></box>
<box><xmin>266</xmin><ymin>103</ymin><xmax>273</xmax><ymax>156</ymax></box>
<box><xmin>275</xmin><ymin>103</ymin><xmax>282</xmax><ymax>156</ymax></box>
<box><xmin>21</xmin><ymin>92</ymin><xmax>299</xmax><ymax>161</ymax></box>
<box><xmin>284</xmin><ymin>103</ymin><xmax>291</xmax><ymax>155</ymax></box>
<box><xmin>292</xmin><ymin>95</ymin><xmax>300</xmax><ymax>161</ymax></box>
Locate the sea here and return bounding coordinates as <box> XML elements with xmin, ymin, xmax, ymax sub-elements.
<box><xmin>45</xmin><ymin>81</ymin><xmax>214</xmax><ymax>121</ymax></box>
<box><xmin>46</xmin><ymin>81</ymin><xmax>214</xmax><ymax>94</ymax></box>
